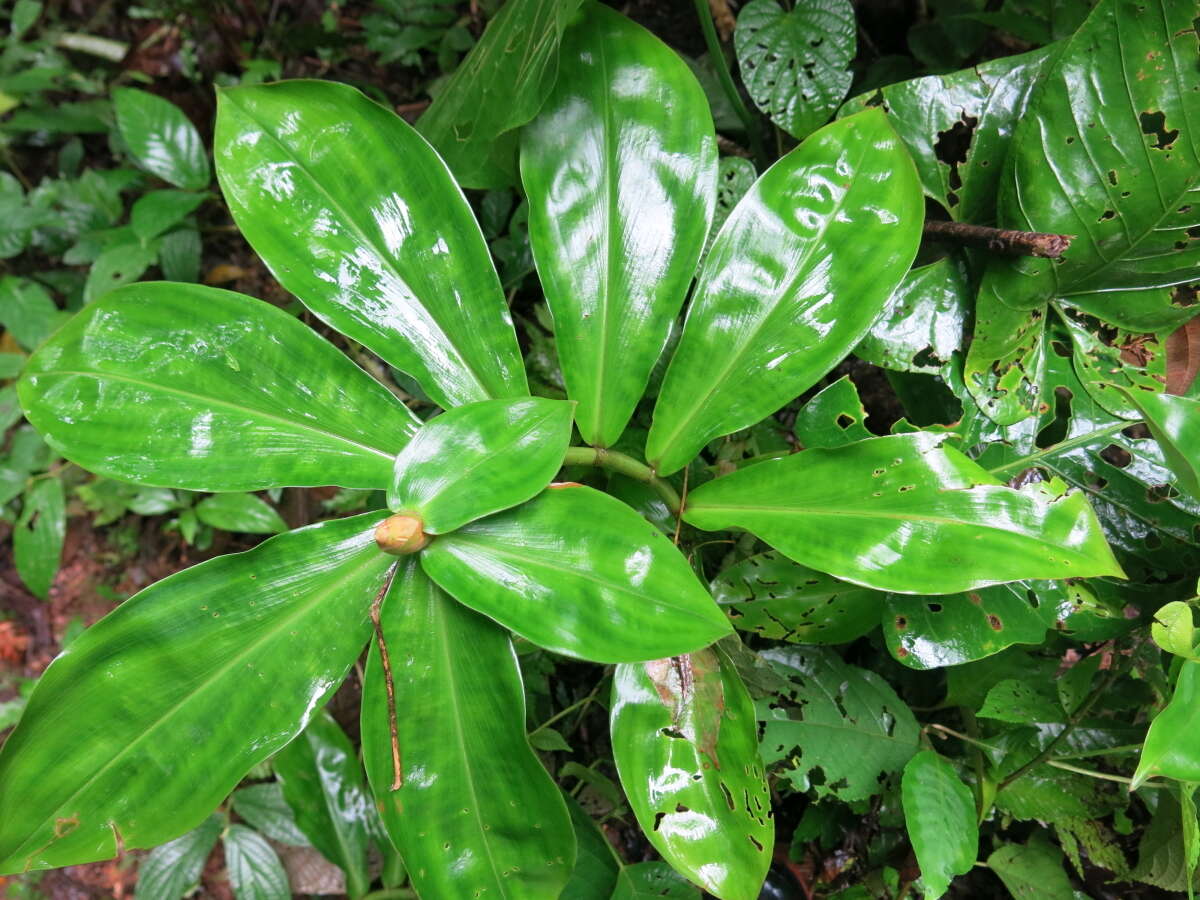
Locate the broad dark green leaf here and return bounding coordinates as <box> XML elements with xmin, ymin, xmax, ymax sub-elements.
<box><xmin>0</xmin><ymin>276</ymin><xmax>67</xmax><ymax>351</ymax></box>
<box><xmin>420</xmin><ymin>485</ymin><xmax>732</xmax><ymax>663</ymax></box>
<box><xmin>758</xmin><ymin>647</ymin><xmax>919</xmax><ymax>801</ymax></box>
<box><xmin>901</xmin><ymin>751</ymin><xmax>977</xmax><ymax>899</ymax></box>
<box><xmin>224</xmin><ymin>824</ymin><xmax>290</xmax><ymax>900</ymax></box>
<box><xmin>1128</xmin><ymin>391</ymin><xmax>1200</xmax><ymax>500</ymax></box>
<box><xmin>215</xmin><ymin>80</ymin><xmax>526</xmax><ymax>409</ymax></box>
<box><xmin>13</xmin><ymin>476</ymin><xmax>64</xmax><ymax>600</ymax></box>
<box><xmin>987</xmin><ymin>839</ymin><xmax>1075</xmax><ymax>900</ymax></box>
<box><xmin>113</xmin><ymin>88</ymin><xmax>210</xmax><ymax>190</ymax></box>
<box><xmin>734</xmin><ymin>0</ymin><xmax>855</xmax><ymax>141</ymax></box>
<box><xmin>520</xmin><ymin>3</ymin><xmax>717</xmax><ymax>447</ymax></box>
<box><xmin>417</xmin><ymin>0</ymin><xmax>583</xmax><ymax>188</ymax></box>
<box><xmin>83</xmin><ymin>241</ymin><xmax>159</xmax><ymax>304</ymax></box>
<box><xmin>855</xmin><ymin>259</ymin><xmax>968</xmax><ymax>375</ymax></box>
<box><xmin>561</xmin><ymin>795</ymin><xmax>619</xmax><ymax>899</ymax></box>
<box><xmin>0</xmin><ymin>512</ymin><xmax>390</xmax><ymax>873</ymax></box>
<box><xmin>158</xmin><ymin>227</ymin><xmax>201</xmax><ymax>282</ymax></box>
<box><xmin>387</xmin><ymin>397</ymin><xmax>574</xmax><ymax>532</ymax></box>
<box><xmin>1134</xmin><ymin>660</ymin><xmax>1200</xmax><ymax>788</ymax></box>
<box><xmin>18</xmin><ymin>283</ymin><xmax>418</xmax><ymax>492</ymax></box>
<box><xmin>963</xmin><ymin>290</ymin><xmax>1048</xmax><ymax>427</ymax></box>
<box><xmin>977</xmin><ymin>678</ymin><xmax>1064</xmax><ymax>724</ymax></box>
<box><xmin>979</xmin><ymin>0</ymin><xmax>1200</xmax><ymax>330</ymax></box>
<box><xmin>611</xmin><ymin>862</ymin><xmax>701</xmax><ymax>899</ymax></box>
<box><xmin>130</xmin><ymin>189</ymin><xmax>206</xmax><ymax>242</ymax></box>
<box><xmin>231</xmin><ymin>783</ymin><xmax>310</xmax><ymax>847</ymax></box>
<box><xmin>705</xmin><ymin>158</ymin><xmax>758</xmax><ymax>264</ymax></box>
<box><xmin>194</xmin><ymin>493</ymin><xmax>287</xmax><ymax>534</ymax></box>
<box><xmin>1060</xmin><ymin>308</ymin><xmax>1165</xmax><ymax>421</ymax></box>
<box><xmin>685</xmin><ymin>432</ymin><xmax>1123</xmax><ymax>594</ymax></box>
<box><xmin>711</xmin><ymin>551</ymin><xmax>882</xmax><ymax>644</ymax></box>
<box><xmin>840</xmin><ymin>47</ymin><xmax>1050</xmax><ymax>223</ymax></box>
<box><xmin>362</xmin><ymin>560</ymin><xmax>575</xmax><ymax>899</ymax></box>
<box><xmin>611</xmin><ymin>649</ymin><xmax>773</xmax><ymax>900</ymax></box>
<box><xmin>274</xmin><ymin>711</ymin><xmax>371</xmax><ymax>898</ymax></box>
<box><xmin>646</xmin><ymin>110</ymin><xmax>923</xmax><ymax>475</ymax></box>
<box><xmin>134</xmin><ymin>814</ymin><xmax>223</xmax><ymax>900</ymax></box>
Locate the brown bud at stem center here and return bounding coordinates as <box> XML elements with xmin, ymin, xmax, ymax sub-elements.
<box><xmin>375</xmin><ymin>514</ymin><xmax>429</xmax><ymax>556</ymax></box>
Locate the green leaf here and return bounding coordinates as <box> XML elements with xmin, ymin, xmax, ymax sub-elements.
<box><xmin>611</xmin><ymin>862</ymin><xmax>701</xmax><ymax>899</ymax></box>
<box><xmin>0</xmin><ymin>353</ymin><xmax>25</xmax><ymax>380</ymax></box>
<box><xmin>1059</xmin><ymin>309</ymin><xmax>1166</xmax><ymax>421</ymax></box>
<box><xmin>130</xmin><ymin>189</ymin><xmax>206</xmax><ymax>242</ymax></box>
<box><xmin>1127</xmin><ymin>391</ymin><xmax>1200</xmax><ymax>500</ymax></box>
<box><xmin>979</xmin><ymin>0</ymin><xmax>1200</xmax><ymax>329</ymax></box>
<box><xmin>13</xmin><ymin>476</ymin><xmax>64</xmax><ymax>600</ymax></box>
<box><xmin>417</xmin><ymin>0</ymin><xmax>584</xmax><ymax>188</ymax></box>
<box><xmin>611</xmin><ymin>649</ymin><xmax>773</xmax><ymax>900</ymax></box>
<box><xmin>0</xmin><ymin>276</ymin><xmax>67</xmax><ymax>351</ymax></box>
<box><xmin>387</xmin><ymin>397</ymin><xmax>574</xmax><ymax>532</ymax></box>
<box><xmin>560</xmin><ymin>795</ymin><xmax>619</xmax><ymax>899</ymax></box>
<box><xmin>705</xmin><ymin>158</ymin><xmax>758</xmax><ymax>263</ymax></box>
<box><xmin>977</xmin><ymin>678</ymin><xmax>1065</xmax><ymax>724</ymax></box>
<box><xmin>1133</xmin><ymin>791</ymin><xmax>1200</xmax><ymax>891</ymax></box>
<box><xmin>646</xmin><ymin>109</ymin><xmax>923</xmax><ymax>475</ymax></box>
<box><xmin>711</xmin><ymin>550</ymin><xmax>883</xmax><ymax>644</ymax></box>
<box><xmin>274</xmin><ymin>711</ymin><xmax>371</xmax><ymax>899</ymax></box>
<box><xmin>963</xmin><ymin>291</ymin><xmax>1047</xmax><ymax>427</ymax></box>
<box><xmin>792</xmin><ymin>377</ymin><xmax>873</xmax><ymax>449</ymax></box>
<box><xmin>758</xmin><ymin>647</ymin><xmax>920</xmax><ymax>801</ymax></box>
<box><xmin>901</xmin><ymin>751</ymin><xmax>977</xmax><ymax>900</ymax></box>
<box><xmin>1152</xmin><ymin>601</ymin><xmax>1197</xmax><ymax>658</ymax></box>
<box><xmin>1134</xmin><ymin>660</ymin><xmax>1200</xmax><ymax>788</ymax></box>
<box><xmin>987</xmin><ymin>838</ymin><xmax>1075</xmax><ymax>900</ymax></box>
<box><xmin>230</xmin><ymin>783</ymin><xmax>310</xmax><ymax>847</ymax></box>
<box><xmin>19</xmin><ymin>283</ymin><xmax>419</xmax><ymax>492</ymax></box>
<box><xmin>734</xmin><ymin>0</ymin><xmax>856</xmax><ymax>140</ymax></box>
<box><xmin>194</xmin><ymin>493</ymin><xmax>287</xmax><ymax>534</ymax></box>
<box><xmin>215</xmin><ymin>80</ymin><xmax>527</xmax><ymax>409</ymax></box>
<box><xmin>158</xmin><ymin>227</ymin><xmax>201</xmax><ymax>282</ymax></box>
<box><xmin>134</xmin><ymin>814</ymin><xmax>223</xmax><ymax>900</ymax></box>
<box><xmin>520</xmin><ymin>3</ymin><xmax>717</xmax><ymax>447</ymax></box>
<box><xmin>113</xmin><ymin>88</ymin><xmax>210</xmax><ymax>190</ymax></box>
<box><xmin>684</xmin><ymin>432</ymin><xmax>1123</xmax><ymax>594</ymax></box>
<box><xmin>83</xmin><ymin>241</ymin><xmax>159</xmax><ymax>304</ymax></box>
<box><xmin>361</xmin><ymin>560</ymin><xmax>575</xmax><ymax>899</ymax></box>
<box><xmin>839</xmin><ymin>46</ymin><xmax>1050</xmax><ymax>223</ymax></box>
<box><xmin>0</xmin><ymin>512</ymin><xmax>391</xmax><ymax>873</ymax></box>
<box><xmin>224</xmin><ymin>824</ymin><xmax>290</xmax><ymax>900</ymax></box>
<box><xmin>420</xmin><ymin>485</ymin><xmax>732</xmax><ymax>663</ymax></box>
<box><xmin>855</xmin><ymin>259</ymin><xmax>968</xmax><ymax>374</ymax></box>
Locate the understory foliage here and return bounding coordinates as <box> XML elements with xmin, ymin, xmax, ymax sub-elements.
<box><xmin>1</xmin><ymin>0</ymin><xmax>1200</xmax><ymax>898</ymax></box>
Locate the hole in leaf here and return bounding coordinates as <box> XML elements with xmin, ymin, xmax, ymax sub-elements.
<box><xmin>1140</xmin><ymin>110</ymin><xmax>1179</xmax><ymax>149</ymax></box>
<box><xmin>836</xmin><ymin>414</ymin><xmax>854</xmax><ymax>429</ymax></box>
<box><xmin>1099</xmin><ymin>444</ymin><xmax>1132</xmax><ymax>468</ymax></box>
<box><xmin>927</xmin><ymin>602</ymin><xmax>943</xmax><ymax>613</ymax></box>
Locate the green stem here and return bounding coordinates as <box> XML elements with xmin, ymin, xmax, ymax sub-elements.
<box><xmin>1044</xmin><ymin>759</ymin><xmax>1166</xmax><ymax>788</ymax></box>
<box><xmin>691</xmin><ymin>0</ymin><xmax>766</xmax><ymax>167</ymax></box>
<box><xmin>563</xmin><ymin>446</ymin><xmax>682</xmax><ymax>515</ymax></box>
<box><xmin>532</xmin><ymin>684</ymin><xmax>601</xmax><ymax>734</ymax></box>
<box><xmin>362</xmin><ymin>889</ymin><xmax>417</xmax><ymax>900</ymax></box>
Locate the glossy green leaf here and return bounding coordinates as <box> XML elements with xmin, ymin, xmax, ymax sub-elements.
<box><xmin>646</xmin><ymin>110</ymin><xmax>923</xmax><ymax>475</ymax></box>
<box><xmin>901</xmin><ymin>751</ymin><xmax>977</xmax><ymax>900</ymax></box>
<box><xmin>1153</xmin><ymin>602</ymin><xmax>1196</xmax><ymax>658</ymax></box>
<box><xmin>224</xmin><ymin>824</ymin><xmax>290</xmax><ymax>900</ymax></box>
<box><xmin>215</xmin><ymin>79</ymin><xmax>526</xmax><ymax>409</ymax></box>
<box><xmin>194</xmin><ymin>493</ymin><xmax>287</xmax><ymax>534</ymax></box>
<box><xmin>734</xmin><ymin>0</ymin><xmax>855</xmax><ymax>141</ymax></box>
<box><xmin>231</xmin><ymin>783</ymin><xmax>310</xmax><ymax>847</ymax></box>
<box><xmin>420</xmin><ymin>485</ymin><xmax>732</xmax><ymax>663</ymax></box>
<box><xmin>362</xmin><ymin>560</ymin><xmax>575</xmax><ymax>899</ymax></box>
<box><xmin>963</xmin><ymin>290</ymin><xmax>1047</xmax><ymax>427</ymax></box>
<box><xmin>855</xmin><ymin>259</ymin><xmax>968</xmax><ymax>375</ymax></box>
<box><xmin>711</xmin><ymin>551</ymin><xmax>882</xmax><ymax>644</ymax></box>
<box><xmin>1134</xmin><ymin>661</ymin><xmax>1200</xmax><ymax>788</ymax></box>
<box><xmin>979</xmin><ymin>0</ymin><xmax>1200</xmax><ymax>327</ymax></box>
<box><xmin>134</xmin><ymin>814</ymin><xmax>223</xmax><ymax>900</ymax></box>
<box><xmin>130</xmin><ymin>189</ymin><xmax>206</xmax><ymax>242</ymax></box>
<box><xmin>758</xmin><ymin>647</ymin><xmax>919</xmax><ymax>801</ymax></box>
<box><xmin>611</xmin><ymin>649</ymin><xmax>773</xmax><ymax>900</ymax></box>
<box><xmin>987</xmin><ymin>839</ymin><xmax>1074</xmax><ymax>900</ymax></box>
<box><xmin>388</xmin><ymin>397</ymin><xmax>574</xmax><ymax>532</ymax></box>
<box><xmin>274</xmin><ymin>711</ymin><xmax>371</xmax><ymax>899</ymax></box>
<box><xmin>417</xmin><ymin>0</ymin><xmax>583</xmax><ymax>188</ymax></box>
<box><xmin>840</xmin><ymin>47</ymin><xmax>1050</xmax><ymax>223</ymax></box>
<box><xmin>1060</xmin><ymin>308</ymin><xmax>1166</xmax><ymax>420</ymax></box>
<box><xmin>113</xmin><ymin>88</ymin><xmax>209</xmax><ymax>190</ymax></box>
<box><xmin>13</xmin><ymin>476</ymin><xmax>64</xmax><ymax>600</ymax></box>
<box><xmin>0</xmin><ymin>512</ymin><xmax>391</xmax><ymax>873</ymax></box>
<box><xmin>685</xmin><ymin>432</ymin><xmax>1123</xmax><ymax>594</ymax></box>
<box><xmin>611</xmin><ymin>862</ymin><xmax>701</xmax><ymax>899</ymax></box>
<box><xmin>520</xmin><ymin>3</ymin><xmax>717</xmax><ymax>447</ymax></box>
<box><xmin>792</xmin><ymin>376</ymin><xmax>872</xmax><ymax>449</ymax></box>
<box><xmin>18</xmin><ymin>283</ymin><xmax>419</xmax><ymax>492</ymax></box>
<box><xmin>1128</xmin><ymin>390</ymin><xmax>1200</xmax><ymax>500</ymax></box>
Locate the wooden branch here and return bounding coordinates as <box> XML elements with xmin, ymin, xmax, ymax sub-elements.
<box><xmin>922</xmin><ymin>219</ymin><xmax>1073</xmax><ymax>258</ymax></box>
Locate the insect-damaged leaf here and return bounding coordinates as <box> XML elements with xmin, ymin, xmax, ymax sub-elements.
<box><xmin>855</xmin><ymin>259</ymin><xmax>968</xmax><ymax>376</ymax></box>
<box><xmin>1059</xmin><ymin>309</ymin><xmax>1166</xmax><ymax>421</ymax></box>
<box><xmin>0</xmin><ymin>513</ymin><xmax>391</xmax><ymax>874</ymax></box>
<box><xmin>1126</xmin><ymin>391</ymin><xmax>1200</xmax><ymax>501</ymax></box>
<box><xmin>612</xmin><ymin>649</ymin><xmax>773</xmax><ymax>900</ymax></box>
<box><xmin>757</xmin><ymin>647</ymin><xmax>919</xmax><ymax>802</ymax></box>
<box><xmin>684</xmin><ymin>432</ymin><xmax>1123</xmax><ymax>594</ymax></box>
<box><xmin>361</xmin><ymin>560</ymin><xmax>575</xmax><ymax>899</ymax></box>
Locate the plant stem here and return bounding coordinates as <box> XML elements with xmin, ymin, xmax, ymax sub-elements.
<box><xmin>532</xmin><ymin>683</ymin><xmax>602</xmax><ymax>735</ymax></box>
<box><xmin>691</xmin><ymin>0</ymin><xmax>766</xmax><ymax>167</ymax></box>
<box><xmin>922</xmin><ymin>219</ymin><xmax>1073</xmax><ymax>259</ymax></box>
<box><xmin>562</xmin><ymin>446</ymin><xmax>682</xmax><ymax>515</ymax></box>
<box><xmin>362</xmin><ymin>889</ymin><xmax>417</xmax><ymax>900</ymax></box>
<box><xmin>369</xmin><ymin>563</ymin><xmax>403</xmax><ymax>791</ymax></box>
<box><xmin>1044</xmin><ymin>759</ymin><xmax>1167</xmax><ymax>788</ymax></box>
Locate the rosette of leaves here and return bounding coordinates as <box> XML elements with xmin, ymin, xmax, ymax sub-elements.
<box><xmin>0</xmin><ymin>2</ymin><xmax>1124</xmax><ymax>898</ymax></box>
